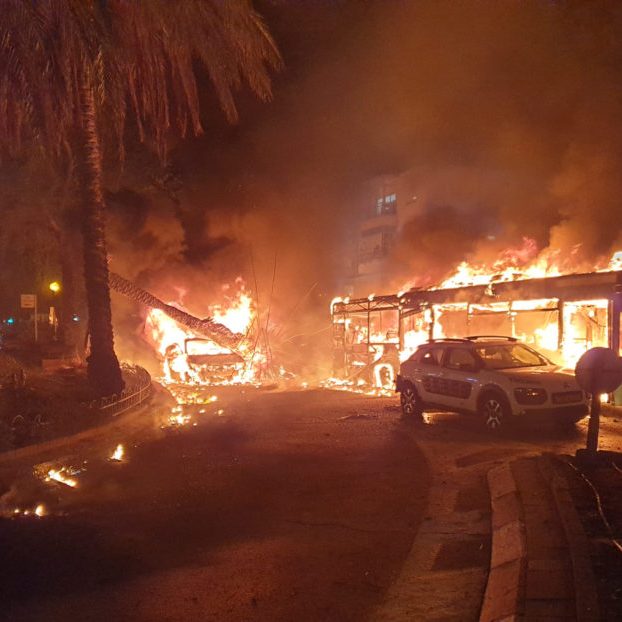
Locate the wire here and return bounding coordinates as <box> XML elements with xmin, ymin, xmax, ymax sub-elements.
<box><xmin>611</xmin><ymin>461</ymin><xmax>622</xmax><ymax>477</ymax></box>
<box><xmin>567</xmin><ymin>461</ymin><xmax>622</xmax><ymax>555</ymax></box>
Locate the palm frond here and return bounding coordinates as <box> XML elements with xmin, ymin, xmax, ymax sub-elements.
<box><xmin>0</xmin><ymin>0</ymin><xmax>281</xmax><ymax>164</ymax></box>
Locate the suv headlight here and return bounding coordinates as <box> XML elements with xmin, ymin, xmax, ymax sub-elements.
<box><xmin>514</xmin><ymin>387</ymin><xmax>547</xmax><ymax>405</ymax></box>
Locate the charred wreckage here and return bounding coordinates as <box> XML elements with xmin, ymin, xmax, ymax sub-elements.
<box><xmin>331</xmin><ymin>269</ymin><xmax>622</xmax><ymax>402</ymax></box>
<box><xmin>109</xmin><ymin>272</ymin><xmax>263</xmax><ymax>385</ymax></box>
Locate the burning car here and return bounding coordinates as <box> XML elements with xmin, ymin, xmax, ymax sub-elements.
<box><xmin>396</xmin><ymin>336</ymin><xmax>589</xmax><ymax>429</ymax></box>
<box><xmin>164</xmin><ymin>338</ymin><xmax>244</xmax><ymax>384</ymax></box>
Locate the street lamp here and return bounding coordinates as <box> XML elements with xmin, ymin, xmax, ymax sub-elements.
<box><xmin>48</xmin><ymin>281</ymin><xmax>61</xmax><ymax>340</ymax></box>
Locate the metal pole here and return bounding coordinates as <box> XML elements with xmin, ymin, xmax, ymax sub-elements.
<box><xmin>398</xmin><ymin>304</ymin><xmax>404</xmax><ymax>352</ymax></box>
<box><xmin>586</xmin><ymin>393</ymin><xmax>600</xmax><ymax>453</ymax></box>
<box><xmin>609</xmin><ymin>297</ymin><xmax>621</xmax><ymax>353</ymax></box>
<box><xmin>34</xmin><ymin>295</ymin><xmax>38</xmax><ymax>342</ymax></box>
<box><xmin>557</xmin><ymin>300</ymin><xmax>564</xmax><ymax>352</ymax></box>
<box><xmin>367</xmin><ymin>302</ymin><xmax>371</xmax><ymax>369</ymax></box>
<box><xmin>611</xmin><ymin>295</ymin><xmax>622</xmax><ymax>406</ymax></box>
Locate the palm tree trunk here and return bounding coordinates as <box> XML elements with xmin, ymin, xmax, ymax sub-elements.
<box><xmin>59</xmin><ymin>226</ymin><xmax>87</xmax><ymax>357</ymax></box>
<box><xmin>109</xmin><ymin>272</ymin><xmax>242</xmax><ymax>350</ymax></box>
<box><xmin>76</xmin><ymin>77</ymin><xmax>124</xmax><ymax>396</ymax></box>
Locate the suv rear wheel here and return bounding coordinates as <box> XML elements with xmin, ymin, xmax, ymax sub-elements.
<box><xmin>478</xmin><ymin>392</ymin><xmax>509</xmax><ymax>431</ymax></box>
<box><xmin>400</xmin><ymin>383</ymin><xmax>423</xmax><ymax>420</ymax></box>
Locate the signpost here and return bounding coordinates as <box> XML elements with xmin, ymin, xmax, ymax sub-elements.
<box><xmin>20</xmin><ymin>293</ymin><xmax>38</xmax><ymax>342</ymax></box>
<box><xmin>575</xmin><ymin>347</ymin><xmax>622</xmax><ymax>457</ymax></box>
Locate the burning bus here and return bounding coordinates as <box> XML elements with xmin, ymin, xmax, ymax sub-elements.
<box><xmin>331</xmin><ymin>269</ymin><xmax>622</xmax><ymax>401</ymax></box>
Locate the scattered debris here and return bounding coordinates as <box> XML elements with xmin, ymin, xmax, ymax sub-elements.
<box><xmin>338</xmin><ymin>413</ymin><xmax>378</xmax><ymax>421</ymax></box>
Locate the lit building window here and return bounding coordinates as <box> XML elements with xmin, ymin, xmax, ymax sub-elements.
<box><xmin>375</xmin><ymin>193</ymin><xmax>397</xmax><ymax>216</ymax></box>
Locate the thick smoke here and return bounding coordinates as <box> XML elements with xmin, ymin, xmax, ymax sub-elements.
<box><xmin>106</xmin><ymin>0</ymin><xmax>622</xmax><ymax>370</ymax></box>
<box><xmin>385</xmin><ymin>1</ymin><xmax>622</xmax><ymax>286</ymax></box>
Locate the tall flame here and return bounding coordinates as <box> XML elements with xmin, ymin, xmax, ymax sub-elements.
<box><xmin>330</xmin><ymin>244</ymin><xmax>622</xmax><ymax>393</ymax></box>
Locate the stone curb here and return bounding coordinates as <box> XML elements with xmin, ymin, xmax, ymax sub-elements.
<box><xmin>537</xmin><ymin>455</ymin><xmax>600</xmax><ymax>622</ymax></box>
<box><xmin>480</xmin><ymin>463</ymin><xmax>526</xmax><ymax>622</ymax></box>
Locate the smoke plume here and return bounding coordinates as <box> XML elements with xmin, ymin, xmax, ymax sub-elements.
<box><xmin>105</xmin><ymin>0</ymin><xmax>622</xmax><ymax>369</ymax></box>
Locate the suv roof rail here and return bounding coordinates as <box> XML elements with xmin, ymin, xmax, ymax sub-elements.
<box><xmin>465</xmin><ymin>335</ymin><xmax>517</xmax><ymax>342</ymax></box>
<box><xmin>426</xmin><ymin>338</ymin><xmax>471</xmax><ymax>343</ymax></box>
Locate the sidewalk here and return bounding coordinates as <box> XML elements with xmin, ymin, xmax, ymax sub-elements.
<box><xmin>482</xmin><ymin>454</ymin><xmax>600</xmax><ymax>621</ymax></box>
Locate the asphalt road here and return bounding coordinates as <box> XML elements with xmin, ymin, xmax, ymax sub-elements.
<box><xmin>2</xmin><ymin>387</ymin><xmax>621</xmax><ymax>622</ymax></box>
<box><xmin>0</xmin><ymin>389</ymin><xmax>430</xmax><ymax>622</ymax></box>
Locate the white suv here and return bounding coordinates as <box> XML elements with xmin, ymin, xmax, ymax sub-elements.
<box><xmin>396</xmin><ymin>336</ymin><xmax>588</xmax><ymax>429</ymax></box>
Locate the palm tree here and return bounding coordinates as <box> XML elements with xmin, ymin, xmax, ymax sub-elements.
<box><xmin>0</xmin><ymin>1</ymin><xmax>281</xmax><ymax>396</ymax></box>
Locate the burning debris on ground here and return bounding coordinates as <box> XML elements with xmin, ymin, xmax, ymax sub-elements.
<box><xmin>4</xmin><ymin>503</ymin><xmax>47</xmax><ymax>519</ymax></box>
<box><xmin>35</xmin><ymin>461</ymin><xmax>84</xmax><ymax>490</ymax></box>
<box><xmin>109</xmin><ymin>444</ymin><xmax>125</xmax><ymax>462</ymax></box>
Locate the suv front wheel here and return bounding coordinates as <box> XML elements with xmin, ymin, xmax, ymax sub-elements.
<box><xmin>400</xmin><ymin>383</ymin><xmax>423</xmax><ymax>420</ymax></box>
<box><xmin>478</xmin><ymin>392</ymin><xmax>509</xmax><ymax>431</ymax></box>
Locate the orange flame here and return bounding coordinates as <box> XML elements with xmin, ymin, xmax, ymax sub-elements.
<box><xmin>144</xmin><ymin>281</ymin><xmax>260</xmax><ymax>385</ymax></box>
<box><xmin>330</xmin><ymin>244</ymin><xmax>622</xmax><ymax>395</ymax></box>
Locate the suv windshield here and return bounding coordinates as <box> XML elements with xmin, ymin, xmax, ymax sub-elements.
<box><xmin>474</xmin><ymin>343</ymin><xmax>549</xmax><ymax>370</ymax></box>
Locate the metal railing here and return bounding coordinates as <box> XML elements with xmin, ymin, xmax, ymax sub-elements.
<box><xmin>85</xmin><ymin>364</ymin><xmax>153</xmax><ymax>417</ymax></box>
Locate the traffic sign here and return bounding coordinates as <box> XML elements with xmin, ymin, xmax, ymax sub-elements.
<box><xmin>575</xmin><ymin>347</ymin><xmax>622</xmax><ymax>455</ymax></box>
<box><xmin>575</xmin><ymin>347</ymin><xmax>622</xmax><ymax>394</ymax></box>
<box><xmin>20</xmin><ymin>294</ymin><xmax>36</xmax><ymax>309</ymax></box>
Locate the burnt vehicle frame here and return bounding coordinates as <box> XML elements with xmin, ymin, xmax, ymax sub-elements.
<box><xmin>165</xmin><ymin>337</ymin><xmax>244</xmax><ymax>383</ymax></box>
<box><xmin>331</xmin><ymin>270</ymin><xmax>622</xmax><ymax>400</ymax></box>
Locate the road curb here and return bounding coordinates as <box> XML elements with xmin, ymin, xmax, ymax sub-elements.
<box><xmin>538</xmin><ymin>455</ymin><xmax>600</xmax><ymax>621</ymax></box>
<box><xmin>480</xmin><ymin>462</ymin><xmax>526</xmax><ymax>622</ymax></box>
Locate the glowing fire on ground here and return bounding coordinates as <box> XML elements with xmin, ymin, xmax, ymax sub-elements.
<box><xmin>110</xmin><ymin>444</ymin><xmax>125</xmax><ymax>462</ymax></box>
<box><xmin>160</xmin><ymin>398</ymin><xmax>224</xmax><ymax>429</ymax></box>
<box><xmin>166</xmin><ymin>412</ymin><xmax>192</xmax><ymax>427</ymax></box>
<box><xmin>46</xmin><ymin>468</ymin><xmax>78</xmax><ymax>488</ymax></box>
<box><xmin>320</xmin><ymin>376</ymin><xmax>394</xmax><ymax>397</ymax></box>
<box><xmin>9</xmin><ymin>504</ymin><xmax>47</xmax><ymax>518</ymax></box>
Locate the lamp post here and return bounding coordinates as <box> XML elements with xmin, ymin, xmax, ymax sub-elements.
<box><xmin>49</xmin><ymin>281</ymin><xmax>61</xmax><ymax>340</ymax></box>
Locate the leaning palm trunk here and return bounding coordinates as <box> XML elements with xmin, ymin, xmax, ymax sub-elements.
<box><xmin>109</xmin><ymin>272</ymin><xmax>242</xmax><ymax>351</ymax></box>
<box><xmin>76</xmin><ymin>78</ymin><xmax>124</xmax><ymax>396</ymax></box>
